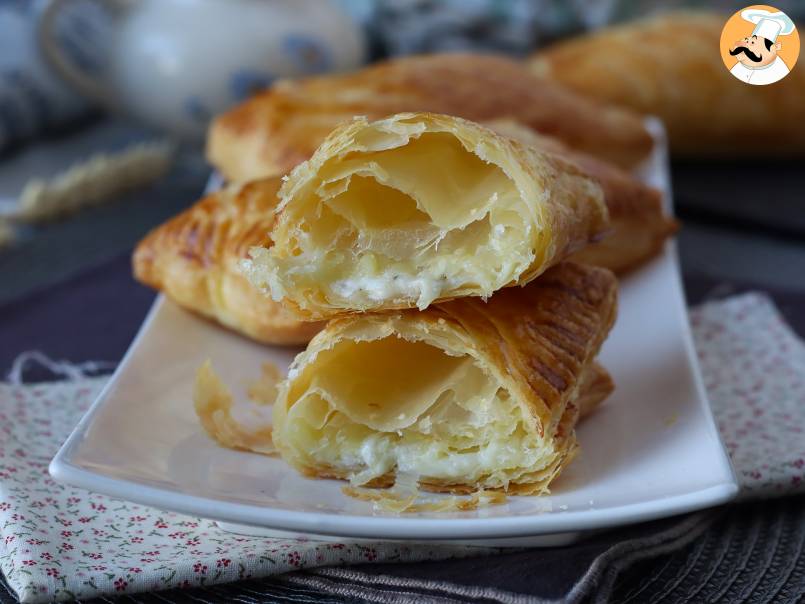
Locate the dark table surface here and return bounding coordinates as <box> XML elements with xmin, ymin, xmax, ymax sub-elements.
<box><xmin>1</xmin><ymin>119</ymin><xmax>804</xmax><ymax>603</ymax></box>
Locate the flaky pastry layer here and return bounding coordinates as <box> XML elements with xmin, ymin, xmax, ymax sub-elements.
<box><xmin>243</xmin><ymin>113</ymin><xmax>609</xmax><ymax>320</ymax></box>
<box><xmin>271</xmin><ymin>263</ymin><xmax>618</xmax><ymax>495</ymax></box>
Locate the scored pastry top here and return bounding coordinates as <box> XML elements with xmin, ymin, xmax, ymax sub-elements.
<box><xmin>207</xmin><ymin>52</ymin><xmax>654</xmax><ymax>182</ymax></box>
<box><xmin>133</xmin><ymin>179</ymin><xmax>324</xmax><ymax>345</ymax></box>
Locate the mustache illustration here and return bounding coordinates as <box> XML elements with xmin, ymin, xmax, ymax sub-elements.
<box><xmin>730</xmin><ymin>46</ymin><xmax>763</xmax><ymax>62</ymax></box>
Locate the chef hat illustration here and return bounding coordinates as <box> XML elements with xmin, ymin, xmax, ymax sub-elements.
<box><xmin>741</xmin><ymin>8</ymin><xmax>796</xmax><ymax>42</ymax></box>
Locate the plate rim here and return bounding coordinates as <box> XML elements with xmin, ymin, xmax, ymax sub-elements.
<box><xmin>51</xmin><ymin>441</ymin><xmax>736</xmax><ymax>539</ymax></box>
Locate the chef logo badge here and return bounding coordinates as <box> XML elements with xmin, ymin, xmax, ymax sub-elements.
<box><xmin>720</xmin><ymin>5</ymin><xmax>799</xmax><ymax>85</ymax></box>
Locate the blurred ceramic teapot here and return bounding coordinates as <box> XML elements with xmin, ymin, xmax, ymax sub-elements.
<box><xmin>37</xmin><ymin>0</ymin><xmax>366</xmax><ymax>141</ymax></box>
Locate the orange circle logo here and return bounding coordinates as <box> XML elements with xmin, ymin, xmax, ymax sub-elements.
<box><xmin>720</xmin><ymin>5</ymin><xmax>799</xmax><ymax>85</ymax></box>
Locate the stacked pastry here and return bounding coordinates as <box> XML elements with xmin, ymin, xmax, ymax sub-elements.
<box><xmin>134</xmin><ymin>54</ymin><xmax>677</xmax><ymax>508</ymax></box>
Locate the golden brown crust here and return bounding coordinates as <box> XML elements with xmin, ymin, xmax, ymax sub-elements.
<box><xmin>207</xmin><ymin>53</ymin><xmax>653</xmax><ymax>182</ymax></box>
<box><xmin>577</xmin><ymin>362</ymin><xmax>615</xmax><ymax>419</ymax></box>
<box><xmin>564</xmin><ymin>147</ymin><xmax>678</xmax><ymax>273</ymax></box>
<box><xmin>435</xmin><ymin>262</ymin><xmax>618</xmax><ymax>434</ymax></box>
<box><xmin>132</xmin><ymin>179</ymin><xmax>324</xmax><ymax>345</ymax></box>
<box><xmin>272</xmin><ymin>262</ymin><xmax>618</xmax><ymax>494</ymax></box>
<box><xmin>486</xmin><ymin>119</ymin><xmax>678</xmax><ymax>273</ymax></box>
<box><xmin>529</xmin><ymin>11</ymin><xmax>805</xmax><ymax>156</ymax></box>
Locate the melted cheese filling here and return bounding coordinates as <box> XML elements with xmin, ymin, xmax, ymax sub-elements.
<box><xmin>273</xmin><ymin>132</ymin><xmax>533</xmax><ymax>309</ymax></box>
<box><xmin>279</xmin><ymin>334</ymin><xmax>555</xmax><ymax>488</ymax></box>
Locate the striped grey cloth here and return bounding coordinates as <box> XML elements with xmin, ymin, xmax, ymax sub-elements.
<box><xmin>2</xmin><ymin>496</ymin><xmax>802</xmax><ymax>603</ymax></box>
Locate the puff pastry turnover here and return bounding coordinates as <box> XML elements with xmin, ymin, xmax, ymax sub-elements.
<box><xmin>243</xmin><ymin>112</ymin><xmax>609</xmax><ymax>319</ymax></box>
<box><xmin>529</xmin><ymin>12</ymin><xmax>805</xmax><ymax>156</ymax></box>
<box><xmin>271</xmin><ymin>262</ymin><xmax>618</xmax><ymax>495</ymax></box>
<box><xmin>207</xmin><ymin>52</ymin><xmax>654</xmax><ymax>182</ymax></box>
<box><xmin>193</xmin><ymin>352</ymin><xmax>613</xmax><ymax>459</ymax></box>
<box><xmin>487</xmin><ymin>119</ymin><xmax>677</xmax><ymax>273</ymax></box>
<box><xmin>133</xmin><ymin>180</ymin><xmax>323</xmax><ymax>345</ymax></box>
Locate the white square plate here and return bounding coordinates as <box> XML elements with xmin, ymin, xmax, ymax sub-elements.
<box><xmin>50</xmin><ymin>121</ymin><xmax>738</xmax><ymax>544</ymax></box>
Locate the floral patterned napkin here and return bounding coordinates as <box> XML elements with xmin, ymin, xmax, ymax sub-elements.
<box><xmin>0</xmin><ymin>376</ymin><xmax>486</xmax><ymax>603</ymax></box>
<box><xmin>1</xmin><ymin>292</ymin><xmax>804</xmax><ymax>603</ymax></box>
<box><xmin>690</xmin><ymin>293</ymin><xmax>805</xmax><ymax>498</ymax></box>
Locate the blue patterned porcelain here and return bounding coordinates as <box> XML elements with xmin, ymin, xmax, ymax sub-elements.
<box><xmin>38</xmin><ymin>0</ymin><xmax>366</xmax><ymax>141</ymax></box>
